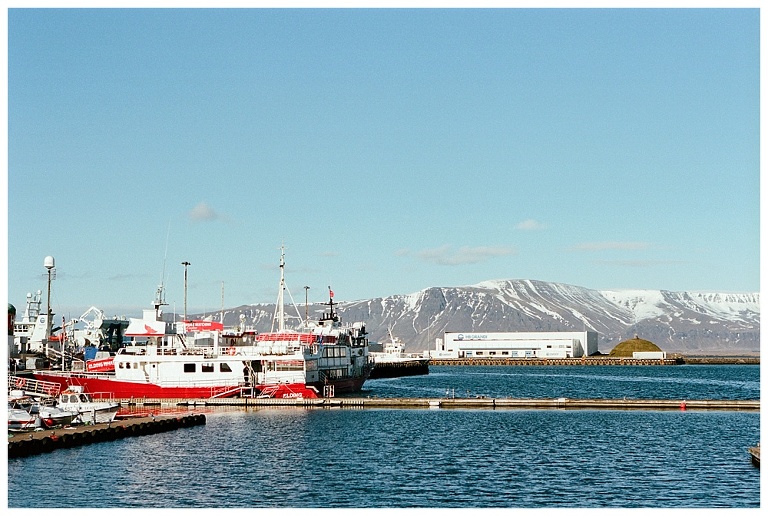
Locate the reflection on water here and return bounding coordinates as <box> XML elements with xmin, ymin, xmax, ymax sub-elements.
<box><xmin>361</xmin><ymin>365</ymin><xmax>760</xmax><ymax>400</ymax></box>
<box><xmin>7</xmin><ymin>365</ymin><xmax>760</xmax><ymax>509</ymax></box>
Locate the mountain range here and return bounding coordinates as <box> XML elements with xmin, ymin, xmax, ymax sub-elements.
<box><xmin>204</xmin><ymin>279</ymin><xmax>760</xmax><ymax>356</ymax></box>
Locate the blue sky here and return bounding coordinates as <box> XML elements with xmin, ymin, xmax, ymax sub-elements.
<box><xmin>4</xmin><ymin>6</ymin><xmax>761</xmax><ymax>319</ymax></box>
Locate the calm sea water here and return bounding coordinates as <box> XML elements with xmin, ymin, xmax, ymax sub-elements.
<box><xmin>7</xmin><ymin>365</ymin><xmax>760</xmax><ymax>508</ymax></box>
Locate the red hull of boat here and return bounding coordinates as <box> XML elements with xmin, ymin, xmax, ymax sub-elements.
<box><xmin>31</xmin><ymin>372</ymin><xmax>240</xmax><ymax>399</ymax></box>
<box><xmin>32</xmin><ymin>372</ymin><xmax>367</xmax><ymax>400</ymax></box>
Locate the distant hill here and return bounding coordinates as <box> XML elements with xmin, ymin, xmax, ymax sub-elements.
<box><xmin>197</xmin><ymin>279</ymin><xmax>760</xmax><ymax>355</ymax></box>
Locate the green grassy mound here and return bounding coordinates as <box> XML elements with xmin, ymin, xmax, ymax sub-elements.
<box><xmin>609</xmin><ymin>336</ymin><xmax>662</xmax><ymax>357</ymax></box>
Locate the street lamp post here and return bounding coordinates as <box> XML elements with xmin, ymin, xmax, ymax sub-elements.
<box><xmin>44</xmin><ymin>256</ymin><xmax>55</xmax><ymax>363</ymax></box>
<box><xmin>181</xmin><ymin>261</ymin><xmax>191</xmax><ymax>322</ymax></box>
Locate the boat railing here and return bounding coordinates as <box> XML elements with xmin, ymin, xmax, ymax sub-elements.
<box><xmin>318</xmin><ymin>370</ymin><xmax>335</xmax><ymax>383</ymax></box>
<box><xmin>88</xmin><ymin>391</ymin><xmax>117</xmax><ymax>402</ymax></box>
<box><xmin>8</xmin><ymin>375</ymin><xmax>61</xmax><ymax>397</ymax></box>
<box><xmin>178</xmin><ymin>348</ymin><xmax>217</xmax><ymax>357</ymax></box>
<box><xmin>157</xmin><ymin>347</ymin><xmax>182</xmax><ymax>356</ymax></box>
<box><xmin>209</xmin><ymin>385</ymin><xmax>246</xmax><ymax>399</ymax></box>
<box><xmin>264</xmin><ymin>370</ymin><xmax>305</xmax><ymax>384</ymax></box>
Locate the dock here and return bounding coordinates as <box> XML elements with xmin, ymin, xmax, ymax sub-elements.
<box><xmin>427</xmin><ymin>356</ymin><xmax>759</xmax><ymax>366</ymax></box>
<box><xmin>9</xmin><ymin>399</ymin><xmax>757</xmax><ymax>459</ymax></box>
<box><xmin>429</xmin><ymin>357</ymin><xmax>683</xmax><ymax>366</ymax></box>
<box><xmin>368</xmin><ymin>360</ymin><xmax>430</xmax><ymax>379</ymax></box>
<box><xmin>8</xmin><ymin>414</ymin><xmax>206</xmax><ymax>459</ymax></box>
<box><xmin>114</xmin><ymin>396</ymin><xmax>759</xmax><ymax>412</ymax></box>
<box><xmin>749</xmin><ymin>445</ymin><xmax>760</xmax><ymax>467</ymax></box>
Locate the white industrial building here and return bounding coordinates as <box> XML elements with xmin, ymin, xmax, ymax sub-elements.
<box><xmin>429</xmin><ymin>331</ymin><xmax>599</xmax><ymax>359</ymax></box>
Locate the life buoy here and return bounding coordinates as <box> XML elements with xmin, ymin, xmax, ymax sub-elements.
<box><xmin>227</xmin><ymin>347</ymin><xmax>236</xmax><ymax>356</ymax></box>
<box><xmin>15</xmin><ymin>377</ymin><xmax>26</xmax><ymax>388</ymax></box>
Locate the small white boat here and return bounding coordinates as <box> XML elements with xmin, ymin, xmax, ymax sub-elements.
<box><xmin>8</xmin><ymin>406</ymin><xmax>39</xmax><ymax>432</ymax></box>
<box><xmin>8</xmin><ymin>389</ymin><xmax>78</xmax><ymax>429</ymax></box>
<box><xmin>56</xmin><ymin>386</ymin><xmax>119</xmax><ymax>424</ymax></box>
<box><xmin>37</xmin><ymin>405</ymin><xmax>77</xmax><ymax>428</ymax></box>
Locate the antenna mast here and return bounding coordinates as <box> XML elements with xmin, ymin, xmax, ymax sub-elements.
<box><xmin>277</xmin><ymin>244</ymin><xmax>286</xmax><ymax>332</ymax></box>
<box><xmin>220</xmin><ymin>281</ymin><xmax>225</xmax><ymax>324</ymax></box>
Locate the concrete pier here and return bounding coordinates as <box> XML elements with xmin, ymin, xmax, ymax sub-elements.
<box><xmin>749</xmin><ymin>445</ymin><xmax>760</xmax><ymax>467</ymax></box>
<box><xmin>8</xmin><ymin>414</ymin><xmax>206</xmax><ymax>459</ymax></box>
<box><xmin>427</xmin><ymin>356</ymin><xmax>759</xmax><ymax>366</ymax></box>
<box><xmin>429</xmin><ymin>357</ymin><xmax>683</xmax><ymax>366</ymax></box>
<box><xmin>117</xmin><ymin>396</ymin><xmax>759</xmax><ymax>412</ymax></box>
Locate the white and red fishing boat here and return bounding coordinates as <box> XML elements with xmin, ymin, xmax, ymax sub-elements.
<box><xmin>33</xmin><ymin>249</ymin><xmax>374</xmax><ymax>399</ymax></box>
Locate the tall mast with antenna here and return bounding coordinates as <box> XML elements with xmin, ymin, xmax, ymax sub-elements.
<box><xmin>154</xmin><ymin>220</ymin><xmax>171</xmax><ymax>320</ymax></box>
<box><xmin>277</xmin><ymin>244</ymin><xmax>286</xmax><ymax>332</ymax></box>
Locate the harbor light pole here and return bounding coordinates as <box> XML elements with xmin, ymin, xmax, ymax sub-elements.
<box><xmin>182</xmin><ymin>261</ymin><xmax>191</xmax><ymax>322</ymax></box>
<box><xmin>44</xmin><ymin>256</ymin><xmax>55</xmax><ymax>361</ymax></box>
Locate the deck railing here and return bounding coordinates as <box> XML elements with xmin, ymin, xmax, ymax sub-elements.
<box><xmin>8</xmin><ymin>375</ymin><xmax>61</xmax><ymax>397</ymax></box>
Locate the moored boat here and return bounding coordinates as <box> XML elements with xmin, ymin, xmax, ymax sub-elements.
<box><xmin>8</xmin><ymin>389</ymin><xmax>77</xmax><ymax>430</ymax></box>
<box><xmin>37</xmin><ymin>405</ymin><xmax>78</xmax><ymax>428</ymax></box>
<box><xmin>56</xmin><ymin>386</ymin><xmax>120</xmax><ymax>424</ymax></box>
<box><xmin>10</xmin><ymin>291</ymin><xmax>50</xmax><ymax>355</ymax></box>
<box><xmin>32</xmin><ymin>248</ymin><xmax>373</xmax><ymax>399</ymax></box>
<box><xmin>368</xmin><ymin>328</ymin><xmax>430</xmax><ymax>379</ymax></box>
<box><xmin>32</xmin><ymin>284</ymin><xmax>257</xmax><ymax>399</ymax></box>
<box><xmin>8</xmin><ymin>406</ymin><xmax>39</xmax><ymax>432</ymax></box>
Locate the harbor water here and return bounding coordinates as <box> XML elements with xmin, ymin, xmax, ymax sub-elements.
<box><xmin>7</xmin><ymin>365</ymin><xmax>760</xmax><ymax>508</ymax></box>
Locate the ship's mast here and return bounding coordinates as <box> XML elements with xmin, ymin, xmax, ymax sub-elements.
<box><xmin>321</xmin><ymin>286</ymin><xmax>339</xmax><ymax>324</ymax></box>
<box><xmin>277</xmin><ymin>245</ymin><xmax>286</xmax><ymax>332</ymax></box>
<box><xmin>220</xmin><ymin>281</ymin><xmax>225</xmax><ymax>325</ymax></box>
<box><xmin>153</xmin><ymin>284</ymin><xmax>167</xmax><ymax>321</ymax></box>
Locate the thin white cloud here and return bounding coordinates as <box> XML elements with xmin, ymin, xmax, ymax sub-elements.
<box><xmin>592</xmin><ymin>259</ymin><xmax>688</xmax><ymax>268</ymax></box>
<box><xmin>516</xmin><ymin>219</ymin><xmax>546</xmax><ymax>231</ymax></box>
<box><xmin>570</xmin><ymin>241</ymin><xmax>651</xmax><ymax>251</ymax></box>
<box><xmin>189</xmin><ymin>202</ymin><xmax>220</xmax><ymax>222</ymax></box>
<box><xmin>416</xmin><ymin>245</ymin><xmax>516</xmax><ymax>266</ymax></box>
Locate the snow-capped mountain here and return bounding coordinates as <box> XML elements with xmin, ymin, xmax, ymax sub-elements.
<box><xmin>209</xmin><ymin>279</ymin><xmax>760</xmax><ymax>355</ymax></box>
